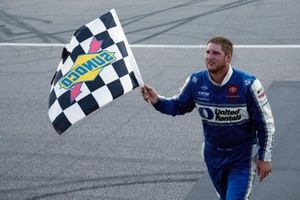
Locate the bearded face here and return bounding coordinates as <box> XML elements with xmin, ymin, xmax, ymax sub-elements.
<box><xmin>205</xmin><ymin>43</ymin><xmax>231</xmax><ymax>74</ymax></box>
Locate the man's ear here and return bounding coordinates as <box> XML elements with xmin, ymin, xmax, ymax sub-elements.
<box><xmin>225</xmin><ymin>54</ymin><xmax>232</xmax><ymax>64</ymax></box>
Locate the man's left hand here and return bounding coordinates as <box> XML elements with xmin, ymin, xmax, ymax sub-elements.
<box><xmin>256</xmin><ymin>160</ymin><xmax>272</xmax><ymax>182</ymax></box>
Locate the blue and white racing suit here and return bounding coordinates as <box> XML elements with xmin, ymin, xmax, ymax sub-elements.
<box><xmin>153</xmin><ymin>67</ymin><xmax>275</xmax><ymax>200</ymax></box>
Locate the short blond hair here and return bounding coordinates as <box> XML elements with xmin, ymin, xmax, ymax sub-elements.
<box><xmin>207</xmin><ymin>36</ymin><xmax>233</xmax><ymax>56</ymax></box>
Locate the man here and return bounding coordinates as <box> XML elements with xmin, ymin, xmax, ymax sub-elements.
<box><xmin>141</xmin><ymin>36</ymin><xmax>275</xmax><ymax>200</ymax></box>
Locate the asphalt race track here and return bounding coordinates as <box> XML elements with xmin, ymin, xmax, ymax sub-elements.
<box><xmin>0</xmin><ymin>0</ymin><xmax>300</xmax><ymax>199</ymax></box>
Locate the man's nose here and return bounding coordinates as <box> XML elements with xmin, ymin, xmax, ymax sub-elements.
<box><xmin>206</xmin><ymin>53</ymin><xmax>213</xmax><ymax>59</ymax></box>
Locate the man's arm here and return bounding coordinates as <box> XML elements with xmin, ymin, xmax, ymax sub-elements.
<box><xmin>249</xmin><ymin>79</ymin><xmax>275</xmax><ymax>182</ymax></box>
<box><xmin>140</xmin><ymin>75</ymin><xmax>196</xmax><ymax>116</ymax></box>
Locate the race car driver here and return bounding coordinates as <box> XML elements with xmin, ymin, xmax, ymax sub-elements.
<box><xmin>140</xmin><ymin>36</ymin><xmax>275</xmax><ymax>200</ymax></box>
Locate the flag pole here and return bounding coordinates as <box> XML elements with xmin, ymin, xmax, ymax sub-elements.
<box><xmin>110</xmin><ymin>9</ymin><xmax>145</xmax><ymax>87</ymax></box>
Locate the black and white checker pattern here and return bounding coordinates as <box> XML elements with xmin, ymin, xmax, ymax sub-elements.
<box><xmin>48</xmin><ymin>9</ymin><xmax>143</xmax><ymax>134</ymax></box>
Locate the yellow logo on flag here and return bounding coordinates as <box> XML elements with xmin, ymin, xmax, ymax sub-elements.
<box><xmin>59</xmin><ymin>50</ymin><xmax>116</xmax><ymax>89</ymax></box>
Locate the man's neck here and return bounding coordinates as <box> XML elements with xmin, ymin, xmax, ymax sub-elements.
<box><xmin>209</xmin><ymin>65</ymin><xmax>230</xmax><ymax>85</ymax></box>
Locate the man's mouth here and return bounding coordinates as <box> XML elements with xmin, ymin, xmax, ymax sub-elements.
<box><xmin>207</xmin><ymin>61</ymin><xmax>215</xmax><ymax>66</ymax></box>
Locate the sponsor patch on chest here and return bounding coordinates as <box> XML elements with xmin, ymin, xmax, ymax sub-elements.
<box><xmin>196</xmin><ymin>104</ymin><xmax>249</xmax><ymax>124</ymax></box>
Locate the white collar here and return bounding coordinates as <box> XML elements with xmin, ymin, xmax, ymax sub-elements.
<box><xmin>209</xmin><ymin>65</ymin><xmax>233</xmax><ymax>87</ymax></box>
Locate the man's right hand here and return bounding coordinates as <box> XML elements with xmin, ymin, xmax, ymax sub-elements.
<box><xmin>140</xmin><ymin>84</ymin><xmax>158</xmax><ymax>104</ymax></box>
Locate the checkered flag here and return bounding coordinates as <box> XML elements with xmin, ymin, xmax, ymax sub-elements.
<box><xmin>48</xmin><ymin>9</ymin><xmax>143</xmax><ymax>134</ymax></box>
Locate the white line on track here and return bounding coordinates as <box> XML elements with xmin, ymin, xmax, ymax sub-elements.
<box><xmin>131</xmin><ymin>44</ymin><xmax>300</xmax><ymax>49</ymax></box>
<box><xmin>0</xmin><ymin>42</ymin><xmax>300</xmax><ymax>48</ymax></box>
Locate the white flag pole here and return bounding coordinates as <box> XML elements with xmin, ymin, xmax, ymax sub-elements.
<box><xmin>110</xmin><ymin>9</ymin><xmax>145</xmax><ymax>86</ymax></box>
